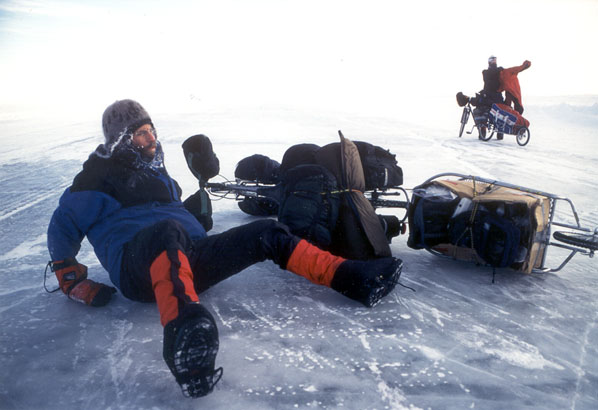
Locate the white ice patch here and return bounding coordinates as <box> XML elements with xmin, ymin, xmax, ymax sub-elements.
<box><xmin>0</xmin><ymin>234</ymin><xmax>46</xmax><ymax>261</ymax></box>
<box><xmin>418</xmin><ymin>345</ymin><xmax>445</xmax><ymax>361</ymax></box>
<box><xmin>358</xmin><ymin>333</ymin><xmax>371</xmax><ymax>351</ymax></box>
<box><xmin>377</xmin><ymin>381</ymin><xmax>421</xmax><ymax>410</ymax></box>
<box><xmin>459</xmin><ymin>325</ymin><xmax>564</xmax><ymax>370</ymax></box>
<box><xmin>431</xmin><ymin>307</ymin><xmax>444</xmax><ymax>327</ymax></box>
<box><xmin>484</xmin><ymin>346</ymin><xmax>564</xmax><ymax>371</ymax></box>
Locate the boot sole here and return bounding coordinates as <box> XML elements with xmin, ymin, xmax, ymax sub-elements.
<box><xmin>173</xmin><ymin>317</ymin><xmax>222</xmax><ymax>398</ymax></box>
<box><xmin>365</xmin><ymin>260</ymin><xmax>403</xmax><ymax>307</ymax></box>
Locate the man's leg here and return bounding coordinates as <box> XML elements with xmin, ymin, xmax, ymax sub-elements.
<box><xmin>504</xmin><ymin>91</ymin><xmax>514</xmax><ymax>109</ymax></box>
<box><xmin>121</xmin><ymin>219</ymin><xmax>222</xmax><ymax>398</ymax></box>
<box><xmin>190</xmin><ymin>219</ymin><xmax>402</xmax><ymax>307</ymax></box>
<box><xmin>513</xmin><ymin>99</ymin><xmax>524</xmax><ymax>114</ymax></box>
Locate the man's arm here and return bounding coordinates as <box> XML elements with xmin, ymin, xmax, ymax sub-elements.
<box><xmin>47</xmin><ymin>188</ymin><xmax>117</xmax><ymax>306</ymax></box>
<box><xmin>509</xmin><ymin>60</ymin><xmax>532</xmax><ymax>75</ymax></box>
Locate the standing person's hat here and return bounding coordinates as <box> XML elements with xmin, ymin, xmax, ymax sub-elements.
<box><xmin>488</xmin><ymin>55</ymin><xmax>497</xmax><ymax>65</ymax></box>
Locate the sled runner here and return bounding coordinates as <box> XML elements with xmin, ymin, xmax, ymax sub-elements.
<box><xmin>407</xmin><ymin>173</ymin><xmax>597</xmax><ymax>274</ymax></box>
<box><xmin>458</xmin><ymin>98</ymin><xmax>531</xmax><ymax>146</ymax></box>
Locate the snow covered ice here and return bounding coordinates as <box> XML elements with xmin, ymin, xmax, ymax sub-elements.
<box><xmin>1</xmin><ymin>97</ymin><xmax>597</xmax><ymax>410</ymax></box>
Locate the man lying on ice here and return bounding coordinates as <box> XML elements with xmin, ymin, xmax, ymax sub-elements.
<box><xmin>46</xmin><ymin>99</ymin><xmax>403</xmax><ymax>398</ymax></box>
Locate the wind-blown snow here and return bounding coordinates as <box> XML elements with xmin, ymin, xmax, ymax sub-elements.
<box><xmin>1</xmin><ymin>97</ymin><xmax>597</xmax><ymax>410</ymax></box>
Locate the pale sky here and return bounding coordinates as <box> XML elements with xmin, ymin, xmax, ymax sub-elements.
<box><xmin>1</xmin><ymin>0</ymin><xmax>597</xmax><ymax>118</ymax></box>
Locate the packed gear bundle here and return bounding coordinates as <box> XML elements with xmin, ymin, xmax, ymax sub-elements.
<box><xmin>278</xmin><ymin>164</ymin><xmax>340</xmax><ymax>248</ymax></box>
<box><xmin>489</xmin><ymin>103</ymin><xmax>530</xmax><ymax>135</ymax></box>
<box><xmin>227</xmin><ymin>132</ymin><xmax>404</xmax><ymax>260</ymax></box>
<box><xmin>407</xmin><ymin>175</ymin><xmax>551</xmax><ymax>275</ymax></box>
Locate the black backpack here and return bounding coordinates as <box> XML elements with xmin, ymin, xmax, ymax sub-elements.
<box><xmin>407</xmin><ymin>187</ymin><xmax>460</xmax><ymax>249</ymax></box>
<box><xmin>235</xmin><ymin>154</ymin><xmax>280</xmax><ymax>184</ymax></box>
<box><xmin>449</xmin><ymin>209</ymin><xmax>521</xmax><ymax>268</ymax></box>
<box><xmin>280</xmin><ymin>143</ymin><xmax>320</xmax><ymax>175</ymax></box>
<box><xmin>278</xmin><ymin>164</ymin><xmax>340</xmax><ymax>248</ymax></box>
<box><xmin>354</xmin><ymin>141</ymin><xmax>403</xmax><ymax>190</ymax></box>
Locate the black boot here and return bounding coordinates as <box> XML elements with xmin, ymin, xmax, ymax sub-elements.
<box><xmin>330</xmin><ymin>257</ymin><xmax>402</xmax><ymax>307</ymax></box>
<box><xmin>163</xmin><ymin>303</ymin><xmax>223</xmax><ymax>398</ymax></box>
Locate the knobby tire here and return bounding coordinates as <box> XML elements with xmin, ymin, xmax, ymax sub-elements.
<box><xmin>553</xmin><ymin>231</ymin><xmax>598</xmax><ymax>252</ymax></box>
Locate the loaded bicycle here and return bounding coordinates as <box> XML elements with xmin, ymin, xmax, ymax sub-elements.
<box><xmin>206</xmin><ymin>172</ymin><xmax>596</xmax><ymax>274</ymax></box>
<box><xmin>458</xmin><ymin>99</ymin><xmax>531</xmax><ymax>146</ymax></box>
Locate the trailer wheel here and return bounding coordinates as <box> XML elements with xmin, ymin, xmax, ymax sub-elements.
<box><xmin>516</xmin><ymin>127</ymin><xmax>530</xmax><ymax>146</ymax></box>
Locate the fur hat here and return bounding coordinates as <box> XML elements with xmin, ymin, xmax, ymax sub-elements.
<box><xmin>102</xmin><ymin>99</ymin><xmax>153</xmax><ymax>146</ymax></box>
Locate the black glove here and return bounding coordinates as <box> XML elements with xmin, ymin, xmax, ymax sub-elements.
<box><xmin>182</xmin><ymin>135</ymin><xmax>220</xmax><ymax>185</ymax></box>
<box><xmin>184</xmin><ymin>188</ymin><xmax>213</xmax><ymax>232</ymax></box>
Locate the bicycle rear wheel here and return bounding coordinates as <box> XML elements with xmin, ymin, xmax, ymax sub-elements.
<box><xmin>478</xmin><ymin>125</ymin><xmax>493</xmax><ymax>141</ymax></box>
<box><xmin>553</xmin><ymin>231</ymin><xmax>598</xmax><ymax>251</ymax></box>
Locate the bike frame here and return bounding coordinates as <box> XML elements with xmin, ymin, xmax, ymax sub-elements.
<box><xmin>206</xmin><ymin>180</ymin><xmax>410</xmax><ymax>220</ymax></box>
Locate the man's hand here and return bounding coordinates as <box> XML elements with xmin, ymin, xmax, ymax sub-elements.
<box><xmin>51</xmin><ymin>259</ymin><xmax>116</xmax><ymax>307</ymax></box>
<box><xmin>183</xmin><ymin>188</ymin><xmax>213</xmax><ymax>232</ymax></box>
<box><xmin>182</xmin><ymin>134</ymin><xmax>220</xmax><ymax>184</ymax></box>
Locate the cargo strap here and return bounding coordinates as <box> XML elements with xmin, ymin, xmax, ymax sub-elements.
<box><xmin>451</xmin><ymin>177</ymin><xmax>495</xmax><ymax>265</ymax></box>
<box><xmin>329</xmin><ymin>188</ymin><xmax>362</xmax><ymax>195</ymax></box>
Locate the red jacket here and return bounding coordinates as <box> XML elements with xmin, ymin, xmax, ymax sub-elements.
<box><xmin>499</xmin><ymin>60</ymin><xmax>531</xmax><ymax>105</ymax></box>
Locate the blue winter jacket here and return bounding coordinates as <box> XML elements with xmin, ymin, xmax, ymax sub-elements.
<box><xmin>47</xmin><ymin>145</ymin><xmax>207</xmax><ymax>289</ymax></box>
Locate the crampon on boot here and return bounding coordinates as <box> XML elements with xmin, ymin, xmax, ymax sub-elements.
<box><xmin>163</xmin><ymin>303</ymin><xmax>223</xmax><ymax>398</ymax></box>
<box><xmin>331</xmin><ymin>257</ymin><xmax>403</xmax><ymax>307</ymax></box>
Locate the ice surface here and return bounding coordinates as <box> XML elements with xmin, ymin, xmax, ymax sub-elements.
<box><xmin>1</xmin><ymin>99</ymin><xmax>597</xmax><ymax>409</ymax></box>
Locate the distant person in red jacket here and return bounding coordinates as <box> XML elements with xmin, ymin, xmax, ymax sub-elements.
<box><xmin>499</xmin><ymin>60</ymin><xmax>531</xmax><ymax>114</ymax></box>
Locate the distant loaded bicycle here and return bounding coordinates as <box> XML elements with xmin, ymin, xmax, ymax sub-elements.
<box><xmin>458</xmin><ymin>98</ymin><xmax>531</xmax><ymax>146</ymax></box>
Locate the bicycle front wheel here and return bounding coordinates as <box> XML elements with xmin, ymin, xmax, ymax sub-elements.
<box><xmin>459</xmin><ymin>107</ymin><xmax>469</xmax><ymax>138</ymax></box>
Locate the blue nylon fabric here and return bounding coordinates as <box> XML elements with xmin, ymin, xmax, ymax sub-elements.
<box><xmin>47</xmin><ymin>182</ymin><xmax>206</xmax><ymax>290</ymax></box>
